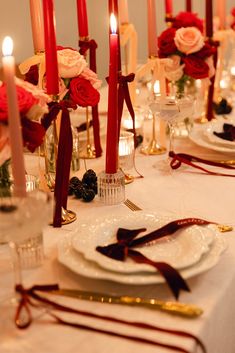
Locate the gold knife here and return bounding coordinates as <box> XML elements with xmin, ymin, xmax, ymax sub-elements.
<box><xmin>49</xmin><ymin>288</ymin><xmax>203</xmax><ymax>318</ymax></box>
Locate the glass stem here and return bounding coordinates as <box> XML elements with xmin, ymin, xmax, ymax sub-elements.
<box><xmin>168</xmin><ymin>122</ymin><xmax>175</xmax><ymax>155</ymax></box>
<box><xmin>9</xmin><ymin>241</ymin><xmax>22</xmax><ymax>288</ymax></box>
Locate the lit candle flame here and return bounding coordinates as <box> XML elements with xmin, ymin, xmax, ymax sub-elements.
<box><xmin>110</xmin><ymin>13</ymin><xmax>117</xmax><ymax>34</ymax></box>
<box><xmin>2</xmin><ymin>36</ymin><xmax>13</xmax><ymax>56</ymax></box>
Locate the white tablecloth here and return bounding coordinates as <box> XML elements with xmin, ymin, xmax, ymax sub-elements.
<box><xmin>1</xmin><ymin>116</ymin><xmax>235</xmax><ymax>353</ymax></box>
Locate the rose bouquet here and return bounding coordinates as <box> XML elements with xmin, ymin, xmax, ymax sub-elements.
<box><xmin>158</xmin><ymin>14</ymin><xmax>215</xmax><ymax>96</ymax></box>
<box><xmin>0</xmin><ymin>78</ymin><xmax>49</xmax><ymax>192</ymax></box>
<box><xmin>19</xmin><ymin>46</ymin><xmax>101</xmax><ymax>110</ymax></box>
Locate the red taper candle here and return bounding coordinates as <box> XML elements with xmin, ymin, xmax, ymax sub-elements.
<box><xmin>186</xmin><ymin>0</ymin><xmax>192</xmax><ymax>12</ymax></box>
<box><xmin>109</xmin><ymin>0</ymin><xmax>121</xmax><ymax>72</ymax></box>
<box><xmin>76</xmin><ymin>0</ymin><xmax>89</xmax><ymax>38</ymax></box>
<box><xmin>165</xmin><ymin>0</ymin><xmax>172</xmax><ymax>16</ymax></box>
<box><xmin>105</xmin><ymin>14</ymin><xmax>118</xmax><ymax>174</ymax></box>
<box><xmin>42</xmin><ymin>0</ymin><xmax>59</xmax><ymax>95</ymax></box>
<box><xmin>205</xmin><ymin>0</ymin><xmax>213</xmax><ymax>38</ymax></box>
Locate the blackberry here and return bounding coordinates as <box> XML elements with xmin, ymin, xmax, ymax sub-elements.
<box><xmin>82</xmin><ymin>188</ymin><xmax>96</xmax><ymax>202</ymax></box>
<box><xmin>82</xmin><ymin>169</ymin><xmax>97</xmax><ymax>186</ymax></box>
<box><xmin>74</xmin><ymin>184</ymin><xmax>85</xmax><ymax>199</ymax></box>
<box><xmin>69</xmin><ymin>176</ymin><xmax>82</xmax><ymax>187</ymax></box>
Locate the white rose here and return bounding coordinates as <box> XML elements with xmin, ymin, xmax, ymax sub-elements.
<box><xmin>57</xmin><ymin>49</ymin><xmax>87</xmax><ymax>78</ymax></box>
<box><xmin>174</xmin><ymin>27</ymin><xmax>204</xmax><ymax>55</ymax></box>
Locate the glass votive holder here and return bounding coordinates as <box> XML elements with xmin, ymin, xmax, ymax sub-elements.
<box><xmin>98</xmin><ymin>170</ymin><xmax>125</xmax><ymax>205</ymax></box>
<box><xmin>118</xmin><ymin>131</ymin><xmax>135</xmax><ymax>171</ymax></box>
<box><xmin>0</xmin><ymin>190</ymin><xmax>52</xmax><ymax>269</ymax></box>
<box><xmin>121</xmin><ymin>107</ymin><xmax>145</xmax><ymax>136</ymax></box>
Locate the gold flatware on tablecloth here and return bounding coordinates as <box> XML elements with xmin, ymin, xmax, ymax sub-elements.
<box><xmin>50</xmin><ymin>288</ymin><xmax>203</xmax><ymax>318</ymax></box>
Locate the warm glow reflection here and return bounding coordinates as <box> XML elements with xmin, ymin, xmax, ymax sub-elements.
<box><xmin>110</xmin><ymin>13</ymin><xmax>117</xmax><ymax>34</ymax></box>
<box><xmin>153</xmin><ymin>80</ymin><xmax>160</xmax><ymax>95</ymax></box>
<box><xmin>2</xmin><ymin>36</ymin><xmax>13</xmax><ymax>56</ymax></box>
<box><xmin>230</xmin><ymin>66</ymin><xmax>235</xmax><ymax>76</ymax></box>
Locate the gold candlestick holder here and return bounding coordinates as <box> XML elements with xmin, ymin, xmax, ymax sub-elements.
<box><xmin>79</xmin><ymin>107</ymin><xmax>96</xmax><ymax>159</ymax></box>
<box><xmin>140</xmin><ymin>112</ymin><xmax>166</xmax><ymax>155</ymax></box>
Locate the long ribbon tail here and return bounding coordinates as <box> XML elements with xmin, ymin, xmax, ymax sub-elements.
<box><xmin>128</xmin><ymin>249</ymin><xmax>190</xmax><ymax>300</ymax></box>
<box><xmin>15</xmin><ymin>284</ymin><xmax>206</xmax><ymax>353</ymax></box>
<box><xmin>130</xmin><ymin>217</ymin><xmax>212</xmax><ymax>247</ymax></box>
<box><xmin>169</xmin><ymin>151</ymin><xmax>235</xmax><ymax>177</ymax></box>
<box><xmin>53</xmin><ymin>107</ymin><xmax>73</xmax><ymax>227</ymax></box>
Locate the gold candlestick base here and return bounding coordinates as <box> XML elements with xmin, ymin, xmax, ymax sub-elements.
<box><xmin>80</xmin><ymin>144</ymin><xmax>96</xmax><ymax>159</ymax></box>
<box><xmin>140</xmin><ymin>140</ymin><xmax>166</xmax><ymax>155</ymax></box>
<box><xmin>61</xmin><ymin>208</ymin><xmax>77</xmax><ymax>225</ymax></box>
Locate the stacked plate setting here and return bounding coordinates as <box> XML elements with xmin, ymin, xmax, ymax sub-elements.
<box><xmin>189</xmin><ymin>118</ymin><xmax>235</xmax><ymax>153</ymax></box>
<box><xmin>58</xmin><ymin>212</ymin><xmax>226</xmax><ymax>285</ymax></box>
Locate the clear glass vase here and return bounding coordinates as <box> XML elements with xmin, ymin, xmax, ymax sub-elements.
<box><xmin>44</xmin><ymin>122</ymin><xmax>80</xmax><ymax>190</ymax></box>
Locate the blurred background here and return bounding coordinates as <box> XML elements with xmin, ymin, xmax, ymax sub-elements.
<box><xmin>0</xmin><ymin>0</ymin><xmax>234</xmax><ymax>82</ymax></box>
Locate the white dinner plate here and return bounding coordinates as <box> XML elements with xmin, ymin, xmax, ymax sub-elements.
<box><xmin>189</xmin><ymin>124</ymin><xmax>235</xmax><ymax>154</ymax></box>
<box><xmin>58</xmin><ymin>234</ymin><xmax>226</xmax><ymax>285</ymax></box>
<box><xmin>204</xmin><ymin>120</ymin><xmax>235</xmax><ymax>149</ymax></box>
<box><xmin>71</xmin><ymin>212</ymin><xmax>216</xmax><ymax>274</ymax></box>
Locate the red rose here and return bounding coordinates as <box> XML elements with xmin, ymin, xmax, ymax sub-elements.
<box><xmin>158</xmin><ymin>28</ymin><xmax>177</xmax><ymax>58</ymax></box>
<box><xmin>0</xmin><ymin>84</ymin><xmax>37</xmax><ymax>123</ymax></box>
<box><xmin>193</xmin><ymin>42</ymin><xmax>216</xmax><ymax>59</ymax></box>
<box><xmin>69</xmin><ymin>77</ymin><xmax>100</xmax><ymax>107</ymax></box>
<box><xmin>21</xmin><ymin>117</ymin><xmax>46</xmax><ymax>152</ymax></box>
<box><xmin>231</xmin><ymin>7</ymin><xmax>235</xmax><ymax>17</ymax></box>
<box><xmin>172</xmin><ymin>12</ymin><xmax>204</xmax><ymax>32</ymax></box>
<box><xmin>183</xmin><ymin>56</ymin><xmax>209</xmax><ymax>79</ymax></box>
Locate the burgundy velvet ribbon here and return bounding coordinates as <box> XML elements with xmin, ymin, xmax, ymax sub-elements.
<box><xmin>14</xmin><ymin>284</ymin><xmax>206</xmax><ymax>353</ymax></box>
<box><xmin>96</xmin><ymin>218</ymin><xmax>212</xmax><ymax>299</ymax></box>
<box><xmin>206</xmin><ymin>40</ymin><xmax>219</xmax><ymax>121</ymax></box>
<box><xmin>41</xmin><ymin>101</ymin><xmax>73</xmax><ymax>227</ymax></box>
<box><xmin>79</xmin><ymin>39</ymin><xmax>102</xmax><ymax>158</ymax></box>
<box><xmin>118</xmin><ymin>73</ymin><xmax>136</xmax><ymax>140</ymax></box>
<box><xmin>169</xmin><ymin>151</ymin><xmax>235</xmax><ymax>177</ymax></box>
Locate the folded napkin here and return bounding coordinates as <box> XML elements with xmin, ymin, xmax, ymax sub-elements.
<box><xmin>213</xmin><ymin>123</ymin><xmax>235</xmax><ymax>142</ymax></box>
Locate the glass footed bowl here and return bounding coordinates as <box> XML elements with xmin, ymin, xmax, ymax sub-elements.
<box><xmin>0</xmin><ymin>190</ymin><xmax>52</xmax><ymax>245</ymax></box>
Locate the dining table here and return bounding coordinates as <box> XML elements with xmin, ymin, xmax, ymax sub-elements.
<box><xmin>1</xmin><ymin>92</ymin><xmax>235</xmax><ymax>353</ymax></box>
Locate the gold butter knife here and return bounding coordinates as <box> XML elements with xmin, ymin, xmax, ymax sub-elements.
<box><xmin>49</xmin><ymin>288</ymin><xmax>203</xmax><ymax>318</ymax></box>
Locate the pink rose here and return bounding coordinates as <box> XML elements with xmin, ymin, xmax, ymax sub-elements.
<box><xmin>0</xmin><ymin>124</ymin><xmax>10</xmax><ymax>166</ymax></box>
<box><xmin>164</xmin><ymin>55</ymin><xmax>185</xmax><ymax>81</ymax></box>
<box><xmin>174</xmin><ymin>27</ymin><xmax>204</xmax><ymax>55</ymax></box>
<box><xmin>80</xmin><ymin>67</ymin><xmax>102</xmax><ymax>89</ymax></box>
<box><xmin>15</xmin><ymin>77</ymin><xmax>50</xmax><ymax>109</ymax></box>
<box><xmin>0</xmin><ymin>84</ymin><xmax>37</xmax><ymax>122</ymax></box>
<box><xmin>57</xmin><ymin>49</ymin><xmax>87</xmax><ymax>78</ymax></box>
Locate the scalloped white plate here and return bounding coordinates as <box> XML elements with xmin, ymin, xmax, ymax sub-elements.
<box><xmin>71</xmin><ymin>212</ymin><xmax>216</xmax><ymax>274</ymax></box>
<box><xmin>189</xmin><ymin>124</ymin><xmax>235</xmax><ymax>154</ymax></box>
<box><xmin>205</xmin><ymin>120</ymin><xmax>235</xmax><ymax>149</ymax></box>
<box><xmin>58</xmin><ymin>234</ymin><xmax>226</xmax><ymax>285</ymax></box>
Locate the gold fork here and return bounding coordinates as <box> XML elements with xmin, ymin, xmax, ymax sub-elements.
<box><xmin>124</xmin><ymin>199</ymin><xmax>142</xmax><ymax>211</ymax></box>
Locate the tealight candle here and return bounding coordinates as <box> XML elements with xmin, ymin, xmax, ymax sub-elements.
<box><xmin>2</xmin><ymin>36</ymin><xmax>26</xmax><ymax>197</ymax></box>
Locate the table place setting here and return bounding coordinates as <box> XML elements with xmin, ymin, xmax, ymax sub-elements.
<box><xmin>2</xmin><ymin>0</ymin><xmax>235</xmax><ymax>352</ymax></box>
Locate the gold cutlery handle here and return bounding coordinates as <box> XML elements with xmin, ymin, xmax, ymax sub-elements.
<box><xmin>120</xmin><ymin>296</ymin><xmax>203</xmax><ymax>318</ymax></box>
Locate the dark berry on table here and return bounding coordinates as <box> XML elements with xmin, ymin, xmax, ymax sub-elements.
<box><xmin>68</xmin><ymin>184</ymin><xmax>75</xmax><ymax>196</ymax></box>
<box><xmin>89</xmin><ymin>182</ymin><xmax>98</xmax><ymax>194</ymax></box>
<box><xmin>69</xmin><ymin>176</ymin><xmax>82</xmax><ymax>187</ymax></box>
<box><xmin>74</xmin><ymin>185</ymin><xmax>85</xmax><ymax>199</ymax></box>
<box><xmin>82</xmin><ymin>169</ymin><xmax>97</xmax><ymax>186</ymax></box>
<box><xmin>82</xmin><ymin>188</ymin><xmax>96</xmax><ymax>202</ymax></box>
